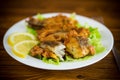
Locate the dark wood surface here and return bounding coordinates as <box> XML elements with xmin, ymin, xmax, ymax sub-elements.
<box><xmin>0</xmin><ymin>0</ymin><xmax>120</xmax><ymax>80</ymax></box>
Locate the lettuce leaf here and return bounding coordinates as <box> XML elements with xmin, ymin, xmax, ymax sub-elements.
<box><xmin>30</xmin><ymin>54</ymin><xmax>59</xmax><ymax>65</ymax></box>
<box><xmin>88</xmin><ymin>27</ymin><xmax>105</xmax><ymax>53</ymax></box>
<box><xmin>65</xmin><ymin>55</ymin><xmax>74</xmax><ymax>61</ymax></box>
<box><xmin>36</xmin><ymin>13</ymin><xmax>44</xmax><ymax>20</ymax></box>
<box><xmin>42</xmin><ymin>57</ymin><xmax>59</xmax><ymax>65</ymax></box>
<box><xmin>70</xmin><ymin>12</ymin><xmax>76</xmax><ymax>19</ymax></box>
<box><xmin>26</xmin><ymin>26</ymin><xmax>37</xmax><ymax>36</ymax></box>
<box><xmin>76</xmin><ymin>23</ymin><xmax>83</xmax><ymax>28</ymax></box>
<box><xmin>89</xmin><ymin>27</ymin><xmax>101</xmax><ymax>39</ymax></box>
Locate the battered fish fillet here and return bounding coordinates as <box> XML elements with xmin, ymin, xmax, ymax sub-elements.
<box><xmin>63</xmin><ymin>28</ymin><xmax>95</xmax><ymax>58</ymax></box>
<box><xmin>64</xmin><ymin>36</ymin><xmax>89</xmax><ymax>58</ymax></box>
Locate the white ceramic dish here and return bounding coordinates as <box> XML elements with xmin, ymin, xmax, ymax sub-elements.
<box><xmin>3</xmin><ymin>13</ymin><xmax>114</xmax><ymax>70</ymax></box>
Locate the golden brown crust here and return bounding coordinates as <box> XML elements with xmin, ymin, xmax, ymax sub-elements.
<box><xmin>30</xmin><ymin>46</ymin><xmax>58</xmax><ymax>60</ymax></box>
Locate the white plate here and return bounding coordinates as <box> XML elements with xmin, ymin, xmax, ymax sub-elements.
<box><xmin>3</xmin><ymin>13</ymin><xmax>114</xmax><ymax>70</ymax></box>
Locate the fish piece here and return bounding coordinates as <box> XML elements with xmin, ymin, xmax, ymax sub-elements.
<box><xmin>64</xmin><ymin>36</ymin><xmax>87</xmax><ymax>58</ymax></box>
<box><xmin>40</xmin><ymin>41</ymin><xmax>66</xmax><ymax>61</ymax></box>
<box><xmin>42</xmin><ymin>49</ymin><xmax>59</xmax><ymax>60</ymax></box>
<box><xmin>48</xmin><ymin>43</ymin><xmax>66</xmax><ymax>61</ymax></box>
<box><xmin>26</xmin><ymin>17</ymin><xmax>44</xmax><ymax>29</ymax></box>
<box><xmin>64</xmin><ymin>36</ymin><xmax>92</xmax><ymax>58</ymax></box>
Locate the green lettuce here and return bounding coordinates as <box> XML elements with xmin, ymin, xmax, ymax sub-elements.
<box><xmin>65</xmin><ymin>55</ymin><xmax>74</xmax><ymax>61</ymax></box>
<box><xmin>26</xmin><ymin>26</ymin><xmax>37</xmax><ymax>36</ymax></box>
<box><xmin>76</xmin><ymin>23</ymin><xmax>83</xmax><ymax>28</ymax></box>
<box><xmin>36</xmin><ymin>13</ymin><xmax>44</xmax><ymax>20</ymax></box>
<box><xmin>88</xmin><ymin>27</ymin><xmax>105</xmax><ymax>53</ymax></box>
<box><xmin>70</xmin><ymin>12</ymin><xmax>76</xmax><ymax>19</ymax></box>
<box><xmin>42</xmin><ymin>57</ymin><xmax>59</xmax><ymax>65</ymax></box>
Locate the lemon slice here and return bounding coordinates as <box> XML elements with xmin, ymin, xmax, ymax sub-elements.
<box><xmin>8</xmin><ymin>32</ymin><xmax>36</xmax><ymax>46</ymax></box>
<box><xmin>12</xmin><ymin>40</ymin><xmax>38</xmax><ymax>58</ymax></box>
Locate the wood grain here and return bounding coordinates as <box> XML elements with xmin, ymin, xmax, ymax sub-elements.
<box><xmin>0</xmin><ymin>0</ymin><xmax>120</xmax><ymax>80</ymax></box>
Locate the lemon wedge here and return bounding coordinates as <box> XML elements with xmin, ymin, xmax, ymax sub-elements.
<box><xmin>12</xmin><ymin>40</ymin><xmax>38</xmax><ymax>58</ymax></box>
<box><xmin>8</xmin><ymin>32</ymin><xmax>36</xmax><ymax>46</ymax></box>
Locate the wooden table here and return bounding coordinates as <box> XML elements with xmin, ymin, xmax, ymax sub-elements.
<box><xmin>0</xmin><ymin>0</ymin><xmax>120</xmax><ymax>80</ymax></box>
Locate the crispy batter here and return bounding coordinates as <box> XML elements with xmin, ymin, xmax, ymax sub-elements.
<box><xmin>37</xmin><ymin>29</ymin><xmax>57</xmax><ymax>41</ymax></box>
<box><xmin>30</xmin><ymin>45</ymin><xmax>43</xmax><ymax>56</ymax></box>
<box><xmin>42</xmin><ymin>14</ymin><xmax>78</xmax><ymax>31</ymax></box>
<box><xmin>88</xmin><ymin>46</ymin><xmax>95</xmax><ymax>55</ymax></box>
<box><xmin>39</xmin><ymin>31</ymin><xmax>67</xmax><ymax>42</ymax></box>
<box><xmin>64</xmin><ymin>36</ymin><xmax>90</xmax><ymax>58</ymax></box>
<box><xmin>30</xmin><ymin>45</ymin><xmax>58</xmax><ymax>60</ymax></box>
<box><xmin>77</xmin><ymin>28</ymin><xmax>90</xmax><ymax>38</ymax></box>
